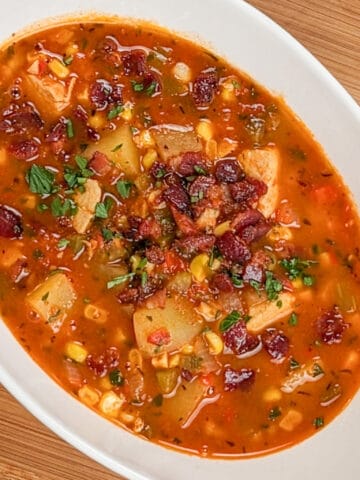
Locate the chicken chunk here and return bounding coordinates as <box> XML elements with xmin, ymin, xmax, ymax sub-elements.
<box><xmin>25</xmin><ymin>75</ymin><xmax>76</xmax><ymax>115</ymax></box>
<box><xmin>239</xmin><ymin>147</ymin><xmax>280</xmax><ymax>217</ymax></box>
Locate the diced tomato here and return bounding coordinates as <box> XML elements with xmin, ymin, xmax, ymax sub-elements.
<box><xmin>170</xmin><ymin>205</ymin><xmax>198</xmax><ymax>235</ymax></box>
<box><xmin>147</xmin><ymin>327</ymin><xmax>171</xmax><ymax>346</ymax></box>
<box><xmin>162</xmin><ymin>250</ymin><xmax>186</xmax><ymax>274</ymax></box>
<box><xmin>275</xmin><ymin>201</ymin><xmax>299</xmax><ymax>225</ymax></box>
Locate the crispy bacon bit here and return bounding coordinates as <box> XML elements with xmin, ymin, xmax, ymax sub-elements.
<box><xmin>88</xmin><ymin>151</ymin><xmax>111</xmax><ymax>176</ymax></box>
<box><xmin>45</xmin><ymin>120</ymin><xmax>66</xmax><ymax>143</ymax></box>
<box><xmin>138</xmin><ymin>216</ymin><xmax>162</xmax><ymax>240</ymax></box>
<box><xmin>117</xmin><ymin>288</ymin><xmax>139</xmax><ymax>304</ymax></box>
<box><xmin>316</xmin><ymin>307</ymin><xmax>348</xmax><ymax>344</ymax></box>
<box><xmin>169</xmin><ymin>206</ymin><xmax>197</xmax><ymax>235</ymax></box>
<box><xmin>177</xmin><ymin>152</ymin><xmax>207</xmax><ymax>177</ymax></box>
<box><xmin>224</xmin><ymin>367</ymin><xmax>255</xmax><ymax>392</ymax></box>
<box><xmin>145</xmin><ymin>245</ymin><xmax>165</xmax><ymax>265</ymax></box>
<box><xmin>164</xmin><ymin>184</ymin><xmax>191</xmax><ymax>214</ymax></box>
<box><xmin>0</xmin><ymin>104</ymin><xmax>43</xmax><ymax>134</ymax></box>
<box><xmin>121</xmin><ymin>49</ymin><xmax>147</xmax><ymax>76</ymax></box>
<box><xmin>147</xmin><ymin>327</ymin><xmax>171</xmax><ymax>346</ymax></box>
<box><xmin>181</xmin><ymin>368</ymin><xmax>193</xmax><ymax>382</ymax></box>
<box><xmin>231</xmin><ymin>208</ymin><xmax>264</xmax><ymax>232</ymax></box>
<box><xmin>150</xmin><ymin>161</ymin><xmax>168</xmax><ymax>180</ymax></box>
<box><xmin>211</xmin><ymin>273</ymin><xmax>234</xmax><ymax>292</ymax></box>
<box><xmin>261</xmin><ymin>328</ymin><xmax>290</xmax><ymax>362</ymax></box>
<box><xmin>216</xmin><ymin>231</ymin><xmax>251</xmax><ymax>264</ymax></box>
<box><xmin>188</xmin><ymin>175</ymin><xmax>215</xmax><ymax>198</ymax></box>
<box><xmin>86</xmin><ymin>346</ymin><xmax>120</xmax><ymax>377</ymax></box>
<box><xmin>175</xmin><ymin>234</ymin><xmax>215</xmax><ymax>258</ymax></box>
<box><xmin>0</xmin><ymin>206</ymin><xmax>22</xmax><ymax>238</ymax></box>
<box><xmin>192</xmin><ymin>71</ymin><xmax>218</xmax><ymax>106</ymax></box>
<box><xmin>90</xmin><ymin>79</ymin><xmax>123</xmax><ymax>110</ymax></box>
<box><xmin>162</xmin><ymin>250</ymin><xmax>186</xmax><ymax>274</ymax></box>
<box><xmin>73</xmin><ymin>104</ymin><xmax>89</xmax><ymax>123</ymax></box>
<box><xmin>239</xmin><ymin>221</ymin><xmax>271</xmax><ymax>244</ymax></box>
<box><xmin>243</xmin><ymin>251</ymin><xmax>270</xmax><ymax>283</ymax></box>
<box><xmin>230</xmin><ymin>178</ymin><xmax>268</xmax><ymax>204</ymax></box>
<box><xmin>215</xmin><ymin>159</ymin><xmax>243</xmax><ymax>183</ymax></box>
<box><xmin>87</xmin><ymin>126</ymin><xmax>100</xmax><ymax>142</ymax></box>
<box><xmin>8</xmin><ymin>139</ymin><xmax>39</xmax><ymax>160</ymax></box>
<box><xmin>223</xmin><ymin>320</ymin><xmax>260</xmax><ymax>356</ymax></box>
<box><xmin>139</xmin><ymin>275</ymin><xmax>164</xmax><ymax>300</ymax></box>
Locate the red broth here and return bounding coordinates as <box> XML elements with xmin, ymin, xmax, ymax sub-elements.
<box><xmin>0</xmin><ymin>19</ymin><xmax>359</xmax><ymax>457</ymax></box>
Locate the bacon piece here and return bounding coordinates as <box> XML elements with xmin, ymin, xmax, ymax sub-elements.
<box><xmin>215</xmin><ymin>159</ymin><xmax>243</xmax><ymax>183</ymax></box>
<box><xmin>121</xmin><ymin>49</ymin><xmax>147</xmax><ymax>76</ymax></box>
<box><xmin>0</xmin><ymin>206</ymin><xmax>22</xmax><ymax>238</ymax></box>
<box><xmin>192</xmin><ymin>71</ymin><xmax>218</xmax><ymax>106</ymax></box>
<box><xmin>223</xmin><ymin>320</ymin><xmax>260</xmax><ymax>356</ymax></box>
<box><xmin>211</xmin><ymin>273</ymin><xmax>234</xmax><ymax>292</ymax></box>
<box><xmin>86</xmin><ymin>346</ymin><xmax>120</xmax><ymax>377</ymax></box>
<box><xmin>216</xmin><ymin>231</ymin><xmax>251</xmax><ymax>264</ymax></box>
<box><xmin>224</xmin><ymin>367</ymin><xmax>255</xmax><ymax>392</ymax></box>
<box><xmin>177</xmin><ymin>151</ymin><xmax>207</xmax><ymax>177</ymax></box>
<box><xmin>138</xmin><ymin>216</ymin><xmax>162</xmax><ymax>240</ymax></box>
<box><xmin>316</xmin><ymin>306</ymin><xmax>348</xmax><ymax>345</ymax></box>
<box><xmin>169</xmin><ymin>205</ymin><xmax>198</xmax><ymax>235</ymax></box>
<box><xmin>88</xmin><ymin>151</ymin><xmax>111</xmax><ymax>176</ymax></box>
<box><xmin>261</xmin><ymin>328</ymin><xmax>290</xmax><ymax>362</ymax></box>
<box><xmin>175</xmin><ymin>234</ymin><xmax>215</xmax><ymax>258</ymax></box>
<box><xmin>145</xmin><ymin>245</ymin><xmax>165</xmax><ymax>265</ymax></box>
<box><xmin>188</xmin><ymin>176</ymin><xmax>215</xmax><ymax>198</ymax></box>
<box><xmin>0</xmin><ymin>104</ymin><xmax>43</xmax><ymax>134</ymax></box>
<box><xmin>163</xmin><ymin>184</ymin><xmax>191</xmax><ymax>214</ymax></box>
<box><xmin>8</xmin><ymin>139</ymin><xmax>38</xmax><ymax>160</ymax></box>
<box><xmin>229</xmin><ymin>177</ymin><xmax>267</xmax><ymax>204</ymax></box>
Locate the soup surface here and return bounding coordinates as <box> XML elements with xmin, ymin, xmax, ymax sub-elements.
<box><xmin>0</xmin><ymin>19</ymin><xmax>360</xmax><ymax>458</ymax></box>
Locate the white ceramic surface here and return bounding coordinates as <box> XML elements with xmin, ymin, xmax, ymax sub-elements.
<box><xmin>0</xmin><ymin>1</ymin><xmax>359</xmax><ymax>479</ymax></box>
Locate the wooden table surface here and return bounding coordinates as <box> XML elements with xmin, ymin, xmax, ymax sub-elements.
<box><xmin>1</xmin><ymin>1</ymin><xmax>359</xmax><ymax>479</ymax></box>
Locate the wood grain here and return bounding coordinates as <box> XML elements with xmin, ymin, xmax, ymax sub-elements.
<box><xmin>0</xmin><ymin>2</ymin><xmax>359</xmax><ymax>479</ymax></box>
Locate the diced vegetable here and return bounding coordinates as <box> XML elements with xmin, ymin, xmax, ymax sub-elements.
<box><xmin>85</xmin><ymin>125</ymin><xmax>140</xmax><ymax>179</ymax></box>
<box><xmin>26</xmin><ymin>273</ymin><xmax>76</xmax><ymax>332</ymax></box>
<box><xmin>84</xmin><ymin>303</ymin><xmax>108</xmax><ymax>324</ymax></box>
<box><xmin>190</xmin><ymin>253</ymin><xmax>211</xmax><ymax>282</ymax></box>
<box><xmin>133</xmin><ymin>297</ymin><xmax>203</xmax><ymax>357</ymax></box>
<box><xmin>204</xmin><ymin>330</ymin><xmax>223</xmax><ymax>355</ymax></box>
<box><xmin>156</xmin><ymin>368</ymin><xmax>179</xmax><ymax>394</ymax></box>
<box><xmin>64</xmin><ymin>341</ymin><xmax>88</xmax><ymax>363</ymax></box>
<box><xmin>246</xmin><ymin>292</ymin><xmax>295</xmax><ymax>333</ymax></box>
<box><xmin>73</xmin><ymin>178</ymin><xmax>102</xmax><ymax>234</ymax></box>
<box><xmin>25</xmin><ymin>74</ymin><xmax>76</xmax><ymax>114</ymax></box>
<box><xmin>78</xmin><ymin>385</ymin><xmax>100</xmax><ymax>407</ymax></box>
<box><xmin>152</xmin><ymin>127</ymin><xmax>201</xmax><ymax>162</ymax></box>
<box><xmin>279</xmin><ymin>409</ymin><xmax>303</xmax><ymax>432</ymax></box>
<box><xmin>239</xmin><ymin>147</ymin><xmax>280</xmax><ymax>217</ymax></box>
<box><xmin>99</xmin><ymin>391</ymin><xmax>125</xmax><ymax>418</ymax></box>
<box><xmin>281</xmin><ymin>358</ymin><xmax>324</xmax><ymax>393</ymax></box>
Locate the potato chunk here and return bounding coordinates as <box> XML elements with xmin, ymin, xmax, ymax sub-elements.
<box><xmin>85</xmin><ymin>124</ymin><xmax>140</xmax><ymax>179</ymax></box>
<box><xmin>25</xmin><ymin>75</ymin><xmax>76</xmax><ymax>115</ymax></box>
<box><xmin>239</xmin><ymin>147</ymin><xmax>280</xmax><ymax>217</ymax></box>
<box><xmin>73</xmin><ymin>178</ymin><xmax>102</xmax><ymax>234</ymax></box>
<box><xmin>246</xmin><ymin>292</ymin><xmax>295</xmax><ymax>334</ymax></box>
<box><xmin>26</xmin><ymin>273</ymin><xmax>76</xmax><ymax>332</ymax></box>
<box><xmin>133</xmin><ymin>297</ymin><xmax>203</xmax><ymax>357</ymax></box>
<box><xmin>152</xmin><ymin>127</ymin><xmax>201</xmax><ymax>162</ymax></box>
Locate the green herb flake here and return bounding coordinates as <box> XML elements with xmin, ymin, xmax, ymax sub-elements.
<box><xmin>131</xmin><ymin>80</ymin><xmax>144</xmax><ymax>92</ymax></box>
<box><xmin>51</xmin><ymin>197</ymin><xmax>77</xmax><ymax>217</ymax></box>
<box><xmin>269</xmin><ymin>406</ymin><xmax>281</xmax><ymax>421</ymax></box>
<box><xmin>141</xmin><ymin>271</ymin><xmax>148</xmax><ymax>287</ymax></box>
<box><xmin>280</xmin><ymin>257</ymin><xmax>317</xmax><ymax>287</ymax></box>
<box><xmin>265</xmin><ymin>271</ymin><xmax>283</xmax><ymax>301</ymax></box>
<box><xmin>288</xmin><ymin>312</ymin><xmax>298</xmax><ymax>326</ymax></box>
<box><xmin>102</xmin><ymin>228</ymin><xmax>114</xmax><ymax>242</ymax></box>
<box><xmin>231</xmin><ymin>272</ymin><xmax>244</xmax><ymax>288</ymax></box>
<box><xmin>32</xmin><ymin>248</ymin><xmax>44</xmax><ymax>260</ymax></box>
<box><xmin>109</xmin><ymin>369</ymin><xmax>124</xmax><ymax>386</ymax></box>
<box><xmin>152</xmin><ymin>394</ymin><xmax>163</xmax><ymax>407</ymax></box>
<box><xmin>116</xmin><ymin>179</ymin><xmax>133</xmax><ymax>199</ymax></box>
<box><xmin>26</xmin><ymin>165</ymin><xmax>55</xmax><ymax>195</ymax></box>
<box><xmin>41</xmin><ymin>291</ymin><xmax>50</xmax><ymax>302</ymax></box>
<box><xmin>249</xmin><ymin>279</ymin><xmax>261</xmax><ymax>294</ymax></box>
<box><xmin>194</xmin><ymin>165</ymin><xmax>207</xmax><ymax>175</ymax></box>
<box><xmin>111</xmin><ymin>143</ymin><xmax>123</xmax><ymax>152</ymax></box>
<box><xmin>219</xmin><ymin>311</ymin><xmax>241</xmax><ymax>333</ymax></box>
<box><xmin>37</xmin><ymin>203</ymin><xmax>49</xmax><ymax>212</ymax></box>
<box><xmin>63</xmin><ymin>55</ymin><xmax>73</xmax><ymax>66</ymax></box>
<box><xmin>313</xmin><ymin>416</ymin><xmax>324</xmax><ymax>429</ymax></box>
<box><xmin>107</xmin><ymin>105</ymin><xmax>124</xmax><ymax>120</ymax></box>
<box><xmin>107</xmin><ymin>272</ymin><xmax>135</xmax><ymax>289</ymax></box>
<box><xmin>57</xmin><ymin>238</ymin><xmax>70</xmax><ymax>249</ymax></box>
<box><xmin>289</xmin><ymin>357</ymin><xmax>300</xmax><ymax>370</ymax></box>
<box><xmin>312</xmin><ymin>363</ymin><xmax>324</xmax><ymax>377</ymax></box>
<box><xmin>66</xmin><ymin>118</ymin><xmax>74</xmax><ymax>139</ymax></box>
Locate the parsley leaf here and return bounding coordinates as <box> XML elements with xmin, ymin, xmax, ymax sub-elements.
<box><xmin>269</xmin><ymin>406</ymin><xmax>281</xmax><ymax>421</ymax></box>
<box><xmin>313</xmin><ymin>416</ymin><xmax>324</xmax><ymax>429</ymax></box>
<box><xmin>66</xmin><ymin>118</ymin><xmax>74</xmax><ymax>139</ymax></box>
<box><xmin>265</xmin><ymin>271</ymin><xmax>283</xmax><ymax>301</ymax></box>
<box><xmin>102</xmin><ymin>228</ymin><xmax>114</xmax><ymax>242</ymax></box>
<box><xmin>26</xmin><ymin>165</ymin><xmax>56</xmax><ymax>195</ymax></box>
<box><xmin>51</xmin><ymin>197</ymin><xmax>77</xmax><ymax>217</ymax></box>
<box><xmin>288</xmin><ymin>312</ymin><xmax>298</xmax><ymax>326</ymax></box>
<box><xmin>109</xmin><ymin>369</ymin><xmax>124</xmax><ymax>386</ymax></box>
<box><xmin>116</xmin><ymin>179</ymin><xmax>133</xmax><ymax>199</ymax></box>
<box><xmin>57</xmin><ymin>238</ymin><xmax>70</xmax><ymax>249</ymax></box>
<box><xmin>280</xmin><ymin>257</ymin><xmax>317</xmax><ymax>286</ymax></box>
<box><xmin>107</xmin><ymin>105</ymin><xmax>124</xmax><ymax>120</ymax></box>
<box><xmin>107</xmin><ymin>272</ymin><xmax>135</xmax><ymax>289</ymax></box>
<box><xmin>289</xmin><ymin>357</ymin><xmax>300</xmax><ymax>370</ymax></box>
<box><xmin>219</xmin><ymin>311</ymin><xmax>241</xmax><ymax>333</ymax></box>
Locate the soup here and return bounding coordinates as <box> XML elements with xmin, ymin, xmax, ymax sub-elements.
<box><xmin>0</xmin><ymin>19</ymin><xmax>359</xmax><ymax>458</ymax></box>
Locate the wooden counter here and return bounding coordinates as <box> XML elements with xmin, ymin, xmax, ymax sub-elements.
<box><xmin>1</xmin><ymin>1</ymin><xmax>359</xmax><ymax>479</ymax></box>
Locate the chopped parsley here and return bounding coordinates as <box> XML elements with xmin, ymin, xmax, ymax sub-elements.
<box><xmin>131</xmin><ymin>79</ymin><xmax>158</xmax><ymax>96</ymax></box>
<box><xmin>66</xmin><ymin>118</ymin><xmax>74</xmax><ymax>139</ymax></box>
<box><xmin>280</xmin><ymin>257</ymin><xmax>316</xmax><ymax>286</ymax></box>
<box><xmin>289</xmin><ymin>357</ymin><xmax>300</xmax><ymax>370</ymax></box>
<box><xmin>194</xmin><ymin>165</ymin><xmax>207</xmax><ymax>175</ymax></box>
<box><xmin>95</xmin><ymin>197</ymin><xmax>113</xmax><ymax>219</ymax></box>
<box><xmin>107</xmin><ymin>104</ymin><xmax>124</xmax><ymax>120</ymax></box>
<box><xmin>102</xmin><ymin>228</ymin><xmax>114</xmax><ymax>242</ymax></box>
<box><xmin>57</xmin><ymin>238</ymin><xmax>70</xmax><ymax>249</ymax></box>
<box><xmin>109</xmin><ymin>369</ymin><xmax>124</xmax><ymax>386</ymax></box>
<box><xmin>288</xmin><ymin>312</ymin><xmax>298</xmax><ymax>326</ymax></box>
<box><xmin>63</xmin><ymin>55</ymin><xmax>73</xmax><ymax>65</ymax></box>
<box><xmin>312</xmin><ymin>363</ymin><xmax>324</xmax><ymax>377</ymax></box>
<box><xmin>152</xmin><ymin>394</ymin><xmax>163</xmax><ymax>407</ymax></box>
<box><xmin>107</xmin><ymin>272</ymin><xmax>135</xmax><ymax>289</ymax></box>
<box><xmin>116</xmin><ymin>179</ymin><xmax>133</xmax><ymax>199</ymax></box>
<box><xmin>111</xmin><ymin>143</ymin><xmax>123</xmax><ymax>152</ymax></box>
<box><xmin>219</xmin><ymin>311</ymin><xmax>241</xmax><ymax>333</ymax></box>
<box><xmin>51</xmin><ymin>197</ymin><xmax>77</xmax><ymax>217</ymax></box>
<box><xmin>264</xmin><ymin>271</ymin><xmax>283</xmax><ymax>301</ymax></box>
<box><xmin>313</xmin><ymin>416</ymin><xmax>324</xmax><ymax>429</ymax></box>
<box><xmin>269</xmin><ymin>406</ymin><xmax>281</xmax><ymax>421</ymax></box>
<box><xmin>26</xmin><ymin>164</ymin><xmax>56</xmax><ymax>195</ymax></box>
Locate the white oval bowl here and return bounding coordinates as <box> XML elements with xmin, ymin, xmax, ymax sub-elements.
<box><xmin>0</xmin><ymin>1</ymin><xmax>359</xmax><ymax>479</ymax></box>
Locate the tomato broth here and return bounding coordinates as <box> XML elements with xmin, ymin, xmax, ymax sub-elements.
<box><xmin>0</xmin><ymin>20</ymin><xmax>359</xmax><ymax>457</ymax></box>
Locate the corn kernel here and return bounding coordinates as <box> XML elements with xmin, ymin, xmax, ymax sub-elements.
<box><xmin>99</xmin><ymin>391</ymin><xmax>125</xmax><ymax>418</ymax></box>
<box><xmin>172</xmin><ymin>62</ymin><xmax>191</xmax><ymax>83</ymax></box>
<box><xmin>210</xmin><ymin>258</ymin><xmax>221</xmax><ymax>272</ymax></box>
<box><xmin>48</xmin><ymin>58</ymin><xmax>70</xmax><ymax>79</ymax></box>
<box><xmin>221</xmin><ymin>83</ymin><xmax>236</xmax><ymax>102</ymax></box>
<box><xmin>65</xmin><ymin>44</ymin><xmax>79</xmax><ymax>56</ymax></box>
<box><xmin>84</xmin><ymin>304</ymin><xmax>108</xmax><ymax>324</ymax></box>
<box><xmin>142</xmin><ymin>148</ymin><xmax>158</xmax><ymax>170</ymax></box>
<box><xmin>267</xmin><ymin>226</ymin><xmax>293</xmax><ymax>242</ymax></box>
<box><xmin>151</xmin><ymin>352</ymin><xmax>169</xmax><ymax>369</ymax></box>
<box><xmin>22</xmin><ymin>194</ymin><xmax>37</xmax><ymax>209</ymax></box>
<box><xmin>181</xmin><ymin>344</ymin><xmax>194</xmax><ymax>354</ymax></box>
<box><xmin>119</xmin><ymin>411</ymin><xmax>136</xmax><ymax>425</ymax></box>
<box><xmin>263</xmin><ymin>387</ymin><xmax>282</xmax><ymax>403</ymax></box>
<box><xmin>204</xmin><ymin>330</ymin><xmax>223</xmax><ymax>355</ymax></box>
<box><xmin>78</xmin><ymin>385</ymin><xmax>100</xmax><ymax>407</ymax></box>
<box><xmin>291</xmin><ymin>278</ymin><xmax>303</xmax><ymax>290</ymax></box>
<box><xmin>128</xmin><ymin>348</ymin><xmax>143</xmax><ymax>370</ymax></box>
<box><xmin>214</xmin><ymin>221</ymin><xmax>231</xmax><ymax>237</ymax></box>
<box><xmin>190</xmin><ymin>253</ymin><xmax>212</xmax><ymax>282</ymax></box>
<box><xmin>64</xmin><ymin>341</ymin><xmax>88</xmax><ymax>364</ymax></box>
<box><xmin>195</xmin><ymin>301</ymin><xmax>220</xmax><ymax>322</ymax></box>
<box><xmin>77</xmin><ymin>87</ymin><xmax>89</xmax><ymax>102</ymax></box>
<box><xmin>168</xmin><ymin>353</ymin><xmax>180</xmax><ymax>368</ymax></box>
<box><xmin>88</xmin><ymin>112</ymin><xmax>105</xmax><ymax>130</ymax></box>
<box><xmin>120</xmin><ymin>103</ymin><xmax>133</xmax><ymax>121</ymax></box>
<box><xmin>99</xmin><ymin>376</ymin><xmax>113</xmax><ymax>391</ymax></box>
<box><xmin>139</xmin><ymin>129</ymin><xmax>155</xmax><ymax>148</ymax></box>
<box><xmin>196</xmin><ymin>120</ymin><xmax>213</xmax><ymax>141</ymax></box>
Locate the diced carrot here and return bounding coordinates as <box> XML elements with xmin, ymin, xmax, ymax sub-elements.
<box><xmin>147</xmin><ymin>327</ymin><xmax>171</xmax><ymax>346</ymax></box>
<box><xmin>163</xmin><ymin>250</ymin><xmax>186</xmax><ymax>274</ymax></box>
